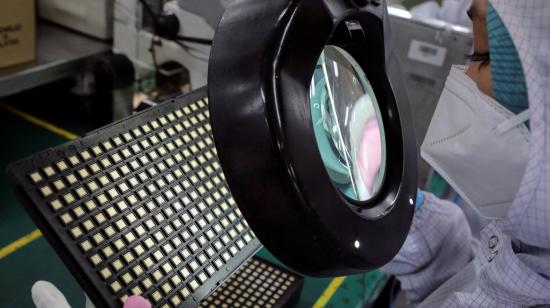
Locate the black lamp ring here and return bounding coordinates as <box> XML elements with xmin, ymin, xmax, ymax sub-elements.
<box><xmin>209</xmin><ymin>0</ymin><xmax>416</xmax><ymax>276</ymax></box>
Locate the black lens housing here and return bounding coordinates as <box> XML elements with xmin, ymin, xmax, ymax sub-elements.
<box><xmin>208</xmin><ymin>0</ymin><xmax>416</xmax><ymax>276</ymax></box>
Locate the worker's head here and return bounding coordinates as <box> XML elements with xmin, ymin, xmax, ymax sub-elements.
<box><xmin>420</xmin><ymin>0</ymin><xmax>531</xmax><ymax>219</ymax></box>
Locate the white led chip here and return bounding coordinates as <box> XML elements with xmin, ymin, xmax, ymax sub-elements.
<box><xmin>84</xmin><ymin>200</ymin><xmax>97</xmax><ymax>212</ymax></box>
<box><xmin>150</xmin><ymin>120</ymin><xmax>160</xmax><ymax>129</ymax></box>
<box><xmin>73</xmin><ymin>206</ymin><xmax>85</xmax><ymax>218</ymax></box>
<box><xmin>128</xmin><ymin>177</ymin><xmax>139</xmax><ymax>187</ymax></box>
<box><xmin>96</xmin><ymin>194</ymin><xmax>108</xmax><ymax>205</ymax></box>
<box><xmin>43</xmin><ymin>166</ymin><xmax>56</xmax><ymax>177</ymax></box>
<box><xmin>149</xmin><ymin>135</ymin><xmax>159</xmax><ymax>144</ymax></box>
<box><xmin>56</xmin><ymin>160</ymin><xmax>68</xmax><ymax>172</ymax></box>
<box><xmin>79</xmin><ymin>150</ymin><xmax>92</xmax><ymax>161</ymax></box>
<box><xmin>129</xmin><ymin>128</ymin><xmax>141</xmax><ymax>139</ymax></box>
<box><xmin>100</xmin><ymin>158</ymin><xmax>111</xmax><ymax>168</ymax></box>
<box><xmin>89</xmin><ymin>163</ymin><xmax>101</xmax><ymax>174</ymax></box>
<box><xmin>110</xmin><ymin>170</ymin><xmax>121</xmax><ymax>180</ymax></box>
<box><xmin>91</xmin><ymin>146</ymin><xmax>102</xmax><ymax>157</ymax></box>
<box><xmin>77</xmin><ymin>168</ymin><xmax>90</xmax><ymax>179</ymax></box>
<box><xmin>102</xmin><ymin>141</ymin><xmax>113</xmax><ymax>152</ymax></box>
<box><xmin>63</xmin><ymin>192</ymin><xmax>75</xmax><ymax>204</ymax></box>
<box><xmin>112</xmin><ymin>136</ymin><xmax>123</xmax><ymax>146</ymax></box>
<box><xmin>112</xmin><ymin>153</ymin><xmax>122</xmax><ymax>163</ymax></box>
<box><xmin>131</xmin><ymin>144</ymin><xmax>141</xmax><ymax>154</ymax></box>
<box><xmin>98</xmin><ymin>175</ymin><xmax>109</xmax><ymax>187</ymax></box>
<box><xmin>121</xmin><ymin>148</ymin><xmax>132</xmax><ymax>158</ymax></box>
<box><xmin>140</xmin><ymin>139</ymin><xmax>151</xmax><ymax>149</ymax></box>
<box><xmin>122</xmin><ymin>132</ymin><xmax>133</xmax><ymax>142</ymax></box>
<box><xmin>65</xmin><ymin>174</ymin><xmax>77</xmax><ymax>185</ymax></box>
<box><xmin>141</xmin><ymin>123</ymin><xmax>151</xmax><ymax>133</ymax></box>
<box><xmin>106</xmin><ymin>206</ymin><xmax>117</xmax><ymax>218</ymax></box>
<box><xmin>61</xmin><ymin>214</ymin><xmax>74</xmax><ymax>227</ymax></box>
<box><xmin>120</xmin><ymin>165</ymin><xmax>130</xmax><ymax>175</ymax></box>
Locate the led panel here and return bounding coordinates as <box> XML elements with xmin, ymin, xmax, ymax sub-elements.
<box><xmin>200</xmin><ymin>257</ymin><xmax>303</xmax><ymax>308</ymax></box>
<box><xmin>7</xmin><ymin>88</ymin><xmax>260</xmax><ymax>308</ymax></box>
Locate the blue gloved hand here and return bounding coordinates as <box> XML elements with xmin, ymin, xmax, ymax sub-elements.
<box><xmin>415</xmin><ymin>189</ymin><xmax>425</xmax><ymax>210</ymax></box>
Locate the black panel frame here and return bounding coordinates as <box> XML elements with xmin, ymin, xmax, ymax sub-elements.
<box><xmin>7</xmin><ymin>88</ymin><xmax>261</xmax><ymax>307</ymax></box>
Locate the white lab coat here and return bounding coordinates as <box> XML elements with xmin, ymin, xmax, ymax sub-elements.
<box><xmin>382</xmin><ymin>1</ymin><xmax>550</xmax><ymax>306</ymax></box>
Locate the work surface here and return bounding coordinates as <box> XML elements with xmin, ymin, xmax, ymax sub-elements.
<box><xmin>0</xmin><ymin>83</ymin><xmax>386</xmax><ymax>307</ymax></box>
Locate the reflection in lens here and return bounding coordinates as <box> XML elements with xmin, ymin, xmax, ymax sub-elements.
<box><xmin>310</xmin><ymin>46</ymin><xmax>386</xmax><ymax>201</ymax></box>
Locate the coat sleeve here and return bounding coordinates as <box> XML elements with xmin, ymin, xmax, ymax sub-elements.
<box><xmin>380</xmin><ymin>192</ymin><xmax>475</xmax><ymax>305</ymax></box>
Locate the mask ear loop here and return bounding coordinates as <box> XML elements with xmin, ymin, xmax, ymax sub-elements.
<box><xmin>495</xmin><ymin>109</ymin><xmax>530</xmax><ymax>135</ymax></box>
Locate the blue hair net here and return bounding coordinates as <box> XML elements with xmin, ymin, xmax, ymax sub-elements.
<box><xmin>487</xmin><ymin>4</ymin><xmax>529</xmax><ymax>114</ymax></box>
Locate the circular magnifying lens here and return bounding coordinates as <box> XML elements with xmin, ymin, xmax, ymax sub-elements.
<box><xmin>310</xmin><ymin>45</ymin><xmax>386</xmax><ymax>201</ymax></box>
<box><xmin>210</xmin><ymin>1</ymin><xmax>417</xmax><ymax>274</ymax></box>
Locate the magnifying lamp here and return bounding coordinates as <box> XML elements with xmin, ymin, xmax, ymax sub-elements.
<box><xmin>209</xmin><ymin>0</ymin><xmax>417</xmax><ymax>276</ymax></box>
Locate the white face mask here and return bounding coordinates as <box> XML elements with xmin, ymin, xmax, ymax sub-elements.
<box><xmin>421</xmin><ymin>66</ymin><xmax>530</xmax><ymax>219</ymax></box>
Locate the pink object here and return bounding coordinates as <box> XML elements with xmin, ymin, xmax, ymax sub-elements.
<box><xmin>357</xmin><ymin>117</ymin><xmax>382</xmax><ymax>194</ymax></box>
<box><xmin>123</xmin><ymin>295</ymin><xmax>152</xmax><ymax>308</ymax></box>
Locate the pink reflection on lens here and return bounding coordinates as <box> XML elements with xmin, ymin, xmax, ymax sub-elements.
<box><xmin>357</xmin><ymin>117</ymin><xmax>382</xmax><ymax>195</ymax></box>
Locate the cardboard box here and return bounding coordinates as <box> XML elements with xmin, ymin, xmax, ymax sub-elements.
<box><xmin>0</xmin><ymin>0</ymin><xmax>36</xmax><ymax>69</ymax></box>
